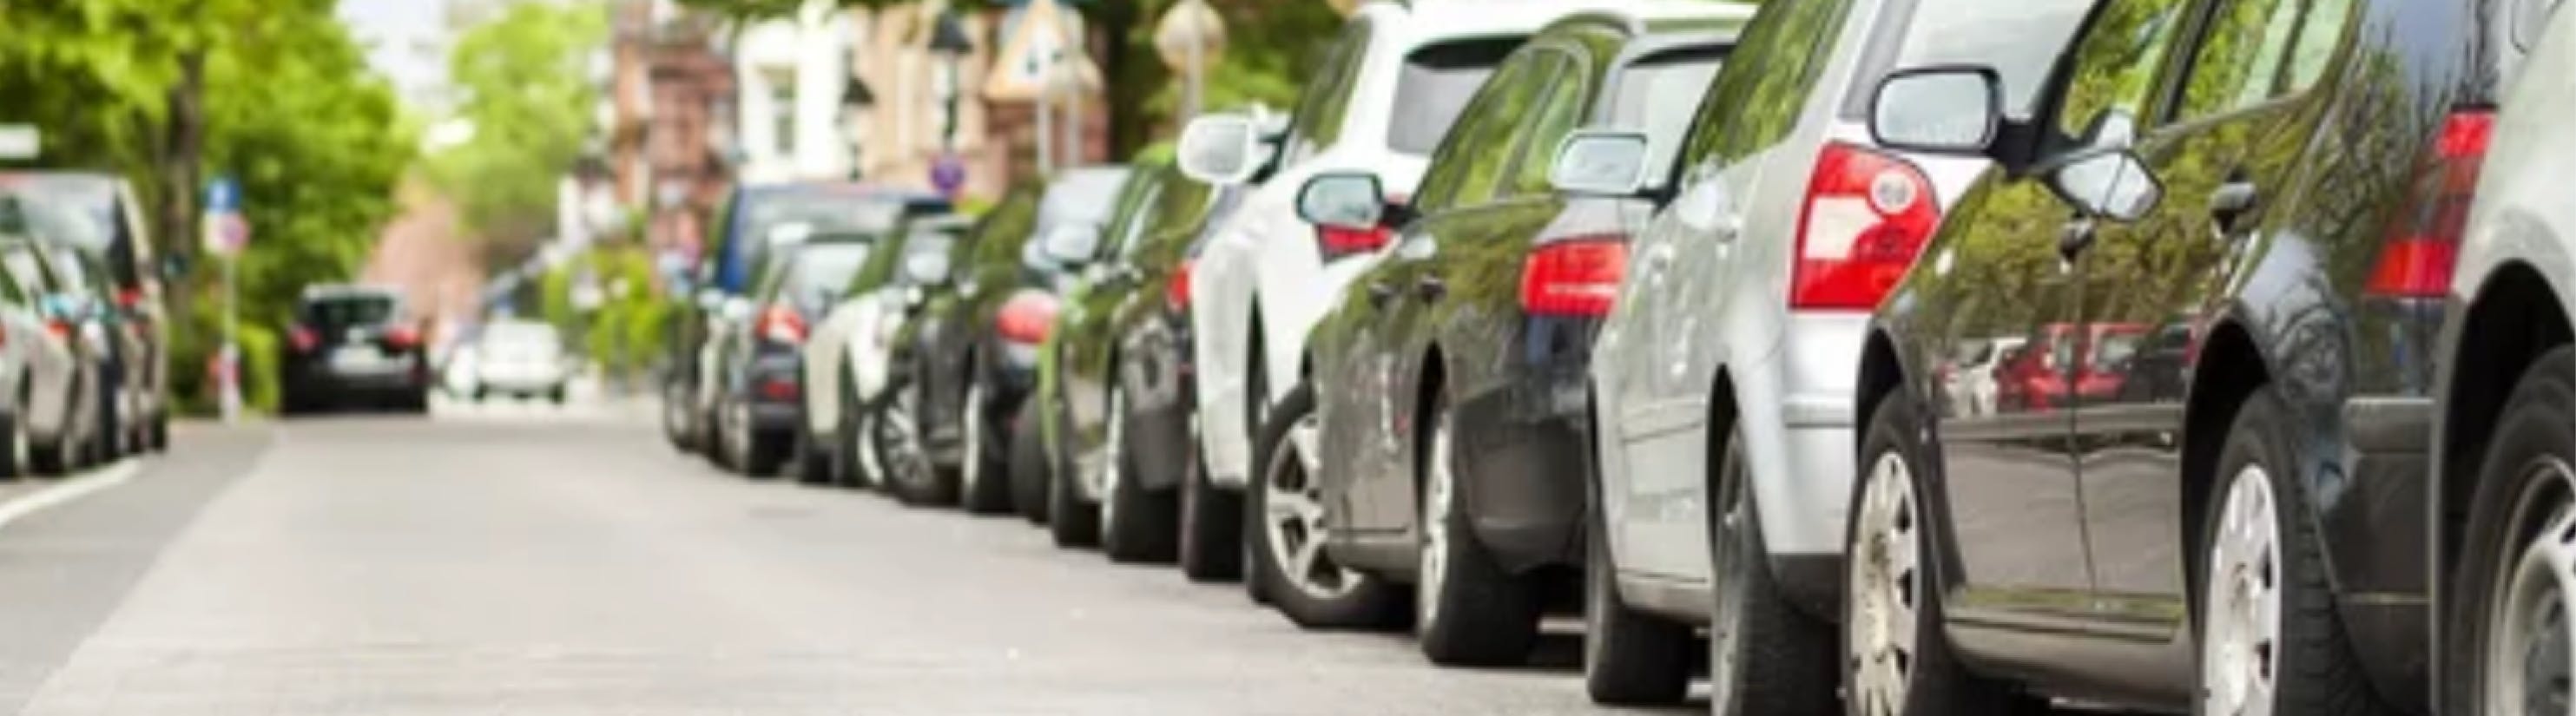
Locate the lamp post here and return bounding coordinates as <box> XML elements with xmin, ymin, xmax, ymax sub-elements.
<box><xmin>839</xmin><ymin>76</ymin><xmax>873</xmax><ymax>181</ymax></box>
<box><xmin>1155</xmin><ymin>0</ymin><xmax>1225</xmax><ymax>122</ymax></box>
<box><xmin>927</xmin><ymin>10</ymin><xmax>972</xmax><ymax>153</ymax></box>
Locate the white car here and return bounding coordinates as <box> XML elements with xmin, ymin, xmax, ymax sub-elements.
<box><xmin>471</xmin><ymin>320</ymin><xmax>570</xmax><ymax>403</ymax></box>
<box><xmin>800</xmin><ymin>214</ymin><xmax>969</xmax><ymax>488</ymax></box>
<box><xmin>0</xmin><ymin>220</ymin><xmax>102</xmax><ymax>476</ymax></box>
<box><xmin>1178</xmin><ymin>0</ymin><xmax>1696</xmax><ymax>612</ymax></box>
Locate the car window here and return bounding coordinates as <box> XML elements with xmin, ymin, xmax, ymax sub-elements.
<box><xmin>1847</xmin><ymin>0</ymin><xmax>2093</xmax><ymax>119</ymax></box>
<box><xmin>2053</xmin><ymin>0</ymin><xmax>2190</xmax><ymax>140</ymax></box>
<box><xmin>1413</xmin><ymin>52</ymin><xmax>1550</xmax><ymax>212</ymax></box>
<box><xmin>1282</xmin><ymin>21</ymin><xmax>1371</xmax><ymax>164</ymax></box>
<box><xmin>1505</xmin><ymin>51</ymin><xmax>1591</xmax><ymax>198</ymax></box>
<box><xmin>48</xmin><ymin>250</ymin><xmax>92</xmax><ymax>294</ymax></box>
<box><xmin>1677</xmin><ymin>0</ymin><xmax>1856</xmax><ymax>168</ymax></box>
<box><xmin>303</xmin><ymin>295</ymin><xmax>399</xmax><ymax>331</ymax></box>
<box><xmin>1387</xmin><ymin>36</ymin><xmax>1526</xmax><ymax>156</ymax></box>
<box><xmin>785</xmin><ymin>242</ymin><xmax>871</xmax><ymax>306</ymax></box>
<box><xmin>2170</xmin><ymin>0</ymin><xmax>2355</xmax><ymax>122</ymax></box>
<box><xmin>1607</xmin><ymin>49</ymin><xmax>1727</xmax><ymax>181</ymax></box>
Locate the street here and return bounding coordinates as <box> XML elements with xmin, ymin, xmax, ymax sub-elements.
<box><xmin>0</xmin><ymin>404</ymin><xmax>1676</xmax><ymax>715</ymax></box>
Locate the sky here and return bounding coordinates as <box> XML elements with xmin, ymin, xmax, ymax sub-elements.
<box><xmin>337</xmin><ymin>0</ymin><xmax>455</xmax><ymax>108</ymax></box>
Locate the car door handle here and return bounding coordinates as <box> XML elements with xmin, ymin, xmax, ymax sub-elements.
<box><xmin>1366</xmin><ymin>280</ymin><xmax>1399</xmax><ymax>307</ymax></box>
<box><xmin>1413</xmin><ymin>276</ymin><xmax>1446</xmax><ymax>301</ymax></box>
<box><xmin>2210</xmin><ymin>180</ymin><xmax>2258</xmax><ymax>236</ymax></box>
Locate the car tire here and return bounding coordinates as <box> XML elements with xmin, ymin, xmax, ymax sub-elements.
<box><xmin>29</xmin><ymin>436</ymin><xmax>67</xmax><ymax>477</ymax></box>
<box><xmin>1178</xmin><ymin>443</ymin><xmax>1244</xmax><ymax>582</ymax></box>
<box><xmin>2449</xmin><ymin>346</ymin><xmax>2576</xmax><ymax>716</ymax></box>
<box><xmin>1414</xmin><ymin>391</ymin><xmax>1541</xmax><ymax>666</ymax></box>
<box><xmin>958</xmin><ymin>381</ymin><xmax>1013</xmax><ymax>515</ymax></box>
<box><xmin>1011</xmin><ymin>403</ymin><xmax>1052</xmax><ymax>524</ymax></box>
<box><xmin>662</xmin><ymin>379</ymin><xmax>698</xmax><ymax>453</ymax></box>
<box><xmin>881</xmin><ymin>381</ymin><xmax>957</xmax><ymax>506</ymax></box>
<box><xmin>1049</xmin><ymin>403</ymin><xmax>1103</xmax><ymax>548</ymax></box>
<box><xmin>1706</xmin><ymin>423</ymin><xmax>1835</xmax><ymax>716</ymax></box>
<box><xmin>835</xmin><ymin>374</ymin><xmax>875</xmax><ymax>489</ymax></box>
<box><xmin>1583</xmin><ymin>477</ymin><xmax>1691</xmax><ymax>705</ymax></box>
<box><xmin>146</xmin><ymin>412</ymin><xmax>168</xmax><ymax>452</ymax></box>
<box><xmin>1241</xmin><ymin>345</ymin><xmax>1275</xmax><ymax>605</ymax></box>
<box><xmin>549</xmin><ymin>385</ymin><xmax>567</xmax><ymax>404</ymax></box>
<box><xmin>2196</xmin><ymin>391</ymin><xmax>2393</xmax><ymax>716</ymax></box>
<box><xmin>792</xmin><ymin>428</ymin><xmax>834</xmax><ymax>485</ymax></box>
<box><xmin>1846</xmin><ymin>391</ymin><xmax>2016</xmax><ymax>716</ymax></box>
<box><xmin>1101</xmin><ymin>383</ymin><xmax>1177</xmax><ymax>562</ymax></box>
<box><xmin>1249</xmin><ymin>381</ymin><xmax>1402</xmax><ymax>628</ymax></box>
<box><xmin>0</xmin><ymin>411</ymin><xmax>26</xmax><ymax>479</ymax></box>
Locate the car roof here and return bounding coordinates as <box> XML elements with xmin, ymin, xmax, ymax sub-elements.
<box><xmin>1361</xmin><ymin>0</ymin><xmax>1753</xmax><ymax>40</ymax></box>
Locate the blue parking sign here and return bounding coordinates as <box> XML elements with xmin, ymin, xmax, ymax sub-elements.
<box><xmin>204</xmin><ymin>176</ymin><xmax>240</xmax><ymax>213</ymax></box>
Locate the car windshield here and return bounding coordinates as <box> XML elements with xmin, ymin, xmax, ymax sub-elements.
<box><xmin>1387</xmin><ymin>36</ymin><xmax>1524</xmax><ymax>155</ymax></box>
<box><xmin>0</xmin><ymin>175</ymin><xmax>115</xmax><ymax>251</ymax></box>
<box><xmin>1845</xmin><ymin>0</ymin><xmax>2094</xmax><ymax>118</ymax></box>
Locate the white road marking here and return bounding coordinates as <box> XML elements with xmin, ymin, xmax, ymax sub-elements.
<box><xmin>0</xmin><ymin>459</ymin><xmax>144</xmax><ymax>531</ymax></box>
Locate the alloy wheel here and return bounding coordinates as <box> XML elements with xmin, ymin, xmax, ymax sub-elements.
<box><xmin>1418</xmin><ymin>411</ymin><xmax>1454</xmax><ymax>627</ymax></box>
<box><xmin>1848</xmin><ymin>450</ymin><xmax>1921</xmax><ymax>716</ymax></box>
<box><xmin>1103</xmin><ymin>387</ymin><xmax>1129</xmax><ymax>534</ymax></box>
<box><xmin>2487</xmin><ymin>457</ymin><xmax>2576</xmax><ymax>716</ymax></box>
<box><xmin>1264</xmin><ymin>408</ymin><xmax>1359</xmax><ymax>598</ymax></box>
<box><xmin>2203</xmin><ymin>464</ymin><xmax>2283</xmax><ymax>716</ymax></box>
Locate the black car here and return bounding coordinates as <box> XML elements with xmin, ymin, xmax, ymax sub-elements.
<box><xmin>1277</xmin><ymin>14</ymin><xmax>1732</xmax><ymax>666</ymax></box>
<box><xmin>706</xmin><ymin>232</ymin><xmax>879</xmax><ymax>477</ymax></box>
<box><xmin>884</xmin><ymin>168</ymin><xmax>1133</xmax><ymax>510</ymax></box>
<box><xmin>283</xmin><ymin>286</ymin><xmax>430</xmax><ymax>413</ymax></box>
<box><xmin>662</xmin><ymin>183</ymin><xmax>948</xmax><ymax>455</ymax></box>
<box><xmin>1033</xmin><ymin>158</ymin><xmax>1222</xmax><ymax>558</ymax></box>
<box><xmin>1847</xmin><ymin>0</ymin><xmax>2500</xmax><ymax>711</ymax></box>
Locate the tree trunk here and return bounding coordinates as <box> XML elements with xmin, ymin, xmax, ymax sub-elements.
<box><xmin>160</xmin><ymin>49</ymin><xmax>206</xmax><ymax>318</ymax></box>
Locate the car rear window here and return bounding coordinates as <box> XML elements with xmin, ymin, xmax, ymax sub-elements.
<box><xmin>1610</xmin><ymin>48</ymin><xmax>1729</xmax><ymax>177</ymax></box>
<box><xmin>305</xmin><ymin>295</ymin><xmax>399</xmax><ymax>330</ymax></box>
<box><xmin>788</xmin><ymin>243</ymin><xmax>871</xmax><ymax>305</ymax></box>
<box><xmin>1841</xmin><ymin>0</ymin><xmax>2092</xmax><ymax>118</ymax></box>
<box><xmin>1387</xmin><ymin>36</ymin><xmax>1525</xmax><ymax>155</ymax></box>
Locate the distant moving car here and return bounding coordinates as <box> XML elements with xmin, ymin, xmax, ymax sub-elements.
<box><xmin>709</xmin><ymin>231</ymin><xmax>880</xmax><ymax>477</ymax></box>
<box><xmin>1036</xmin><ymin>159</ymin><xmax>1219</xmax><ymax>559</ymax></box>
<box><xmin>0</xmin><ymin>171</ymin><xmax>168</xmax><ymax>452</ymax></box>
<box><xmin>283</xmin><ymin>286</ymin><xmax>430</xmax><ymax>414</ymax></box>
<box><xmin>891</xmin><ymin>168</ymin><xmax>1130</xmax><ymax>510</ymax></box>
<box><xmin>803</xmin><ymin>213</ymin><xmax>970</xmax><ymax>488</ymax></box>
<box><xmin>0</xmin><ymin>191</ymin><xmax>114</xmax><ymax>475</ymax></box>
<box><xmin>471</xmin><ymin>319</ymin><xmax>570</xmax><ymax>403</ymax></box>
<box><xmin>2434</xmin><ymin>3</ymin><xmax>2573</xmax><ymax>712</ymax></box>
<box><xmin>1288</xmin><ymin>9</ymin><xmax>1737</xmax><ymax>669</ymax></box>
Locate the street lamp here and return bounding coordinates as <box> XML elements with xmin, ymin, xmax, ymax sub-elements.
<box><xmin>840</xmin><ymin>76</ymin><xmax>874</xmax><ymax>181</ymax></box>
<box><xmin>926</xmin><ymin>11</ymin><xmax>972</xmax><ymax>154</ymax></box>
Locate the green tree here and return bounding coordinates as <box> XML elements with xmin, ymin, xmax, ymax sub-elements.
<box><xmin>425</xmin><ymin>1</ymin><xmax>609</xmax><ymax>264</ymax></box>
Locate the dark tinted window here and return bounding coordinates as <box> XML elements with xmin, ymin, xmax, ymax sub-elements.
<box><xmin>1847</xmin><ymin>0</ymin><xmax>2092</xmax><ymax>119</ymax></box>
<box><xmin>1387</xmin><ymin>36</ymin><xmax>1527</xmax><ymax>155</ymax></box>
<box><xmin>1607</xmin><ymin>49</ymin><xmax>1728</xmax><ymax>184</ymax></box>
<box><xmin>1284</xmin><ymin>22</ymin><xmax>1372</xmax><ymax>163</ymax></box>
<box><xmin>1679</xmin><ymin>0</ymin><xmax>1856</xmax><ymax>167</ymax></box>
<box><xmin>302</xmin><ymin>294</ymin><xmax>399</xmax><ymax>330</ymax></box>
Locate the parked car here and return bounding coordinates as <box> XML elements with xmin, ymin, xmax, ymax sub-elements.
<box><xmin>42</xmin><ymin>244</ymin><xmax>133</xmax><ymax>461</ymax></box>
<box><xmin>1567</xmin><ymin>0</ymin><xmax>2088</xmax><ymax>706</ymax></box>
<box><xmin>1033</xmin><ymin>158</ymin><xmax>1223</xmax><ymax>559</ymax></box>
<box><xmin>708</xmin><ymin>231</ymin><xmax>881</xmax><ymax>477</ymax></box>
<box><xmin>1935</xmin><ymin>336</ymin><xmax>2023</xmax><ymax>417</ymax></box>
<box><xmin>661</xmin><ymin>184</ymin><xmax>948</xmax><ymax>456</ymax></box>
<box><xmin>2433</xmin><ymin>3</ymin><xmax>2573</xmax><ymax>713</ymax></box>
<box><xmin>1987</xmin><ymin>321</ymin><xmax>2151</xmax><ymax>411</ymax></box>
<box><xmin>283</xmin><ymin>286</ymin><xmax>431</xmax><ymax>415</ymax></box>
<box><xmin>1848</xmin><ymin>0</ymin><xmax>2507</xmax><ymax>711</ymax></box>
<box><xmin>1180</xmin><ymin>0</ymin><xmax>1665</xmax><ymax>621</ymax></box>
<box><xmin>0</xmin><ymin>191</ymin><xmax>112</xmax><ymax>475</ymax></box>
<box><xmin>886</xmin><ymin>168</ymin><xmax>1130</xmax><ymax>509</ymax></box>
<box><xmin>800</xmin><ymin>213</ymin><xmax>970</xmax><ymax>489</ymax></box>
<box><xmin>1281</xmin><ymin>9</ymin><xmax>1739</xmax><ymax>668</ymax></box>
<box><xmin>470</xmin><ymin>319</ymin><xmax>570</xmax><ymax>403</ymax></box>
<box><xmin>0</xmin><ymin>172</ymin><xmax>167</xmax><ymax>452</ymax></box>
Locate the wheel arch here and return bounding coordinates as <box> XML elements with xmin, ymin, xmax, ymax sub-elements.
<box><xmin>2435</xmin><ymin>262</ymin><xmax>2573</xmax><ymax>574</ymax></box>
<box><xmin>2177</xmin><ymin>318</ymin><xmax>2270</xmax><ymax>608</ymax></box>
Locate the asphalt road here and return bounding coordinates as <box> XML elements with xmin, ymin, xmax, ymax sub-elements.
<box><xmin>0</xmin><ymin>403</ymin><xmax>1703</xmax><ymax>715</ymax></box>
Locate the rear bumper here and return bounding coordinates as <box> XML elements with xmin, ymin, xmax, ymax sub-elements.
<box><xmin>1453</xmin><ymin>353</ymin><xmax>1593</xmax><ymax>574</ymax></box>
<box><xmin>742</xmin><ymin>352</ymin><xmax>804</xmax><ymax>432</ymax></box>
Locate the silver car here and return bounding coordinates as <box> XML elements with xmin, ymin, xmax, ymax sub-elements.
<box><xmin>0</xmin><ymin>193</ymin><xmax>103</xmax><ymax>476</ymax></box>
<box><xmin>1577</xmin><ymin>0</ymin><xmax>2086</xmax><ymax>707</ymax></box>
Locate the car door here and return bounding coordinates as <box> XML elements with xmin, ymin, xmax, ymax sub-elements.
<box><xmin>2071</xmin><ymin>0</ymin><xmax>2353</xmax><ymax>625</ymax></box>
<box><xmin>1064</xmin><ymin>174</ymin><xmax>1166</xmax><ymax>479</ymax></box>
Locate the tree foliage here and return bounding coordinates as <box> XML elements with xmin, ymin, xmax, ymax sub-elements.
<box><xmin>425</xmin><ymin>1</ymin><xmax>607</xmax><ymax>259</ymax></box>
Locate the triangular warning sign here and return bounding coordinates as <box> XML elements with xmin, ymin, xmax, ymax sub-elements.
<box><xmin>984</xmin><ymin>0</ymin><xmax>1101</xmax><ymax>102</ymax></box>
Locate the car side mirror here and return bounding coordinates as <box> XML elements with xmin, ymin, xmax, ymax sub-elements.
<box><xmin>1295</xmin><ymin>172</ymin><xmax>1391</xmax><ymax>231</ymax></box>
<box><xmin>1549</xmin><ymin>129</ymin><xmax>1654</xmax><ymax>197</ymax></box>
<box><xmin>903</xmin><ymin>252</ymin><xmax>952</xmax><ymax>286</ymax></box>
<box><xmin>2045</xmin><ymin>149</ymin><xmax>2163</xmax><ymax>222</ymax></box>
<box><xmin>1177</xmin><ymin>114</ymin><xmax>1264</xmax><ymax>186</ymax></box>
<box><xmin>1039</xmin><ymin>224</ymin><xmax>1104</xmax><ymax>266</ymax></box>
<box><xmin>1869</xmin><ymin>65</ymin><xmax>2005</xmax><ymax>155</ymax></box>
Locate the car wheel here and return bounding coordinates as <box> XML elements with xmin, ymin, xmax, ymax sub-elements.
<box><xmin>1010</xmin><ymin>404</ymin><xmax>1051</xmax><ymax>523</ymax></box>
<box><xmin>2455</xmin><ymin>346</ymin><xmax>2576</xmax><ymax>716</ymax></box>
<box><xmin>1049</xmin><ymin>399</ymin><xmax>1103</xmax><ymax>548</ymax></box>
<box><xmin>792</xmin><ymin>427</ymin><xmax>834</xmax><ymax>485</ymax></box>
<box><xmin>1249</xmin><ymin>381</ymin><xmax>1401</xmax><ymax>627</ymax></box>
<box><xmin>1414</xmin><ymin>391</ymin><xmax>1540</xmax><ymax>666</ymax></box>
<box><xmin>1241</xmin><ymin>348</ymin><xmax>1274</xmax><ymax>604</ymax></box>
<box><xmin>1102</xmin><ymin>384</ymin><xmax>1177</xmax><ymax>562</ymax></box>
<box><xmin>959</xmin><ymin>380</ymin><xmax>1012</xmax><ymax>514</ymax></box>
<box><xmin>0</xmin><ymin>411</ymin><xmax>27</xmax><ymax>479</ymax></box>
<box><xmin>148</xmin><ymin>412</ymin><xmax>168</xmax><ymax>451</ymax></box>
<box><xmin>1584</xmin><ymin>476</ymin><xmax>1691</xmax><ymax>705</ymax></box>
<box><xmin>2197</xmin><ymin>391</ymin><xmax>2392</xmax><ymax>716</ymax></box>
<box><xmin>549</xmin><ymin>385</ymin><xmax>567</xmax><ymax>404</ymax></box>
<box><xmin>880</xmin><ymin>381</ymin><xmax>957</xmax><ymax>506</ymax></box>
<box><xmin>662</xmin><ymin>380</ymin><xmax>697</xmax><ymax>453</ymax></box>
<box><xmin>836</xmin><ymin>377</ymin><xmax>875</xmax><ymax>489</ymax></box>
<box><xmin>1178</xmin><ymin>424</ymin><xmax>1245</xmax><ymax>582</ymax></box>
<box><xmin>1846</xmin><ymin>391</ymin><xmax>2014</xmax><ymax>716</ymax></box>
<box><xmin>1706</xmin><ymin>422</ymin><xmax>1835</xmax><ymax>716</ymax></box>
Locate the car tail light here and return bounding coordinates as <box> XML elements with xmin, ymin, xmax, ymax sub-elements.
<box><xmin>996</xmin><ymin>292</ymin><xmax>1060</xmax><ymax>345</ymax></box>
<box><xmin>759</xmin><ymin>378</ymin><xmax>800</xmax><ymax>401</ymax></box>
<box><xmin>756</xmin><ymin>304</ymin><xmax>807</xmax><ymax>345</ymax></box>
<box><xmin>2365</xmin><ymin>109</ymin><xmax>2493</xmax><ymax>299</ymax></box>
<box><xmin>1519</xmin><ymin>238</ymin><xmax>1628</xmax><ymax>317</ymax></box>
<box><xmin>1791</xmin><ymin>141</ymin><xmax>1940</xmax><ymax>311</ymax></box>
<box><xmin>384</xmin><ymin>325</ymin><xmax>423</xmax><ymax>350</ymax></box>
<box><xmin>115</xmin><ymin>288</ymin><xmax>143</xmax><ymax>312</ymax></box>
<box><xmin>44</xmin><ymin>320</ymin><xmax>69</xmax><ymax>341</ymax></box>
<box><xmin>1167</xmin><ymin>260</ymin><xmax>1193</xmax><ymax>312</ymax></box>
<box><xmin>290</xmin><ymin>325</ymin><xmax>320</xmax><ymax>352</ymax></box>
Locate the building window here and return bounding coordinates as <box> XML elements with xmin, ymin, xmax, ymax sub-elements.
<box><xmin>772</xmin><ymin>81</ymin><xmax>795</xmax><ymax>157</ymax></box>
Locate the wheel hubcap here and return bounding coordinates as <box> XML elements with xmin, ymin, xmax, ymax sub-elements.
<box><xmin>1104</xmin><ymin>387</ymin><xmax>1128</xmax><ymax>532</ymax></box>
<box><xmin>1419</xmin><ymin>411</ymin><xmax>1453</xmax><ymax>627</ymax></box>
<box><xmin>2488</xmin><ymin>457</ymin><xmax>2576</xmax><ymax>716</ymax></box>
<box><xmin>1264</xmin><ymin>408</ymin><xmax>1359</xmax><ymax>598</ymax></box>
<box><xmin>1848</xmin><ymin>450</ymin><xmax>1920</xmax><ymax>716</ymax></box>
<box><xmin>2203</xmin><ymin>465</ymin><xmax>2283</xmax><ymax>716</ymax></box>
